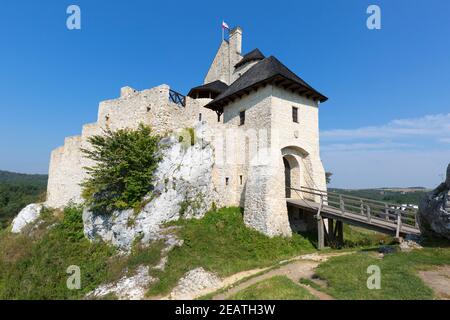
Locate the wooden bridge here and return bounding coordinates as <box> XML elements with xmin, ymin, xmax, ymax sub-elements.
<box><xmin>286</xmin><ymin>186</ymin><xmax>420</xmax><ymax>249</ymax></box>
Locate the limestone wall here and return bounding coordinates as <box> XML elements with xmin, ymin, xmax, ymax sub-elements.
<box><xmin>271</xmin><ymin>86</ymin><xmax>327</xmax><ymax>194</ymax></box>
<box><xmin>213</xmin><ymin>85</ymin><xmax>273</xmax><ymax>208</ymax></box>
<box><xmin>46</xmin><ymin>136</ymin><xmax>83</xmax><ymax>208</ymax></box>
<box><xmin>204</xmin><ymin>41</ymin><xmax>232</xmax><ymax>85</ymax></box>
<box><xmin>46</xmin><ymin>84</ymin><xmax>215</xmax><ymax>209</ymax></box>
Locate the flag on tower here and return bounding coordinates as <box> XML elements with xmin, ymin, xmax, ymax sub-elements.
<box><xmin>222</xmin><ymin>21</ymin><xmax>230</xmax><ymax>30</ymax></box>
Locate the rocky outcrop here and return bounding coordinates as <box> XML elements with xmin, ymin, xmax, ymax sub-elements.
<box><xmin>169</xmin><ymin>267</ymin><xmax>222</xmax><ymax>300</ymax></box>
<box><xmin>87</xmin><ymin>265</ymin><xmax>156</xmax><ymax>300</ymax></box>
<box><xmin>11</xmin><ymin>203</ymin><xmax>43</xmax><ymax>233</ymax></box>
<box><xmin>417</xmin><ymin>163</ymin><xmax>450</xmax><ymax>240</ymax></box>
<box><xmin>83</xmin><ymin>128</ymin><xmax>218</xmax><ymax>250</ymax></box>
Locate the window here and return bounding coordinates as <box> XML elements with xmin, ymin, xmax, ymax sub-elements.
<box><xmin>239</xmin><ymin>111</ymin><xmax>245</xmax><ymax>125</ymax></box>
<box><xmin>292</xmin><ymin>107</ymin><xmax>298</xmax><ymax>123</ymax></box>
<box><xmin>225</xmin><ymin>177</ymin><xmax>230</xmax><ymax>186</ymax></box>
<box><xmin>240</xmin><ymin>175</ymin><xmax>243</xmax><ymax>185</ymax></box>
<box><xmin>199</xmin><ymin>113</ymin><xmax>202</xmax><ymax>121</ymax></box>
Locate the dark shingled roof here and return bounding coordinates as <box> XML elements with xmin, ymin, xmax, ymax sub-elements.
<box><xmin>187</xmin><ymin>80</ymin><xmax>229</xmax><ymax>99</ymax></box>
<box><xmin>205</xmin><ymin>56</ymin><xmax>328</xmax><ymax>111</ymax></box>
<box><xmin>234</xmin><ymin>48</ymin><xmax>265</xmax><ymax>69</ymax></box>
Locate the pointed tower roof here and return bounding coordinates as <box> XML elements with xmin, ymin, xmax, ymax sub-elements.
<box><xmin>205</xmin><ymin>56</ymin><xmax>327</xmax><ymax>111</ymax></box>
<box><xmin>234</xmin><ymin>48</ymin><xmax>265</xmax><ymax>68</ymax></box>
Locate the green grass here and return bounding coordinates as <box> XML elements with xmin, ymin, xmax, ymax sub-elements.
<box><xmin>298</xmin><ymin>278</ymin><xmax>325</xmax><ymax>292</ymax></box>
<box><xmin>0</xmin><ymin>206</ymin><xmax>163</xmax><ymax>299</ymax></box>
<box><xmin>343</xmin><ymin>225</ymin><xmax>393</xmax><ymax>248</ymax></box>
<box><xmin>313</xmin><ymin>247</ymin><xmax>450</xmax><ymax>300</ymax></box>
<box><xmin>148</xmin><ymin>207</ymin><xmax>316</xmax><ymax>296</ymax></box>
<box><xmin>228</xmin><ymin>276</ymin><xmax>318</xmax><ymax>300</ymax></box>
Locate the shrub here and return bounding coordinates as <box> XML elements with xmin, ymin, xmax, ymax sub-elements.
<box><xmin>81</xmin><ymin>124</ymin><xmax>162</xmax><ymax>213</ymax></box>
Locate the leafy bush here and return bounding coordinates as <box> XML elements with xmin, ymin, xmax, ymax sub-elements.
<box><xmin>81</xmin><ymin>124</ymin><xmax>162</xmax><ymax>213</ymax></box>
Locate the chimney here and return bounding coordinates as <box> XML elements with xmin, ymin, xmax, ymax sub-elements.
<box><xmin>229</xmin><ymin>26</ymin><xmax>242</xmax><ymax>55</ymax></box>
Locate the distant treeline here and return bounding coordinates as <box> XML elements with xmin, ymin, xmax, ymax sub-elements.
<box><xmin>330</xmin><ymin>188</ymin><xmax>428</xmax><ymax>206</ymax></box>
<box><xmin>0</xmin><ymin>171</ymin><xmax>47</xmax><ymax>229</ymax></box>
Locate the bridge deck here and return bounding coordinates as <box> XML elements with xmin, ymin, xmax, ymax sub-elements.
<box><xmin>287</xmin><ymin>198</ymin><xmax>420</xmax><ymax>237</ymax></box>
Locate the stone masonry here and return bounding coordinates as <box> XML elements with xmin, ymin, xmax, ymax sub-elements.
<box><xmin>45</xmin><ymin>26</ymin><xmax>328</xmax><ymax>238</ymax></box>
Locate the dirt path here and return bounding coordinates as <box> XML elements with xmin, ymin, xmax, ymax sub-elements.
<box><xmin>211</xmin><ymin>252</ymin><xmax>349</xmax><ymax>300</ymax></box>
<box><xmin>418</xmin><ymin>265</ymin><xmax>450</xmax><ymax>300</ymax></box>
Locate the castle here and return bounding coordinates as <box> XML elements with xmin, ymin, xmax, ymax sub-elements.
<box><xmin>46</xmin><ymin>26</ymin><xmax>328</xmax><ymax>237</ymax></box>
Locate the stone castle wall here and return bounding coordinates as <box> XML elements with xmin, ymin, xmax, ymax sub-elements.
<box><xmin>46</xmin><ymin>84</ymin><xmax>218</xmax><ymax>208</ymax></box>
<box><xmin>46</xmin><ymin>81</ymin><xmax>327</xmax><ymax>238</ymax></box>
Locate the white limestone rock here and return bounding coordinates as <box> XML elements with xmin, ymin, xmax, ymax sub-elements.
<box><xmin>169</xmin><ymin>267</ymin><xmax>222</xmax><ymax>300</ymax></box>
<box><xmin>87</xmin><ymin>265</ymin><xmax>156</xmax><ymax>300</ymax></box>
<box><xmin>399</xmin><ymin>240</ymin><xmax>423</xmax><ymax>252</ymax></box>
<box><xmin>11</xmin><ymin>203</ymin><xmax>43</xmax><ymax>233</ymax></box>
<box><xmin>83</xmin><ymin>127</ymin><xmax>218</xmax><ymax>250</ymax></box>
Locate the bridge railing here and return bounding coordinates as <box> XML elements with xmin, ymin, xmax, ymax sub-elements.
<box><xmin>288</xmin><ymin>186</ymin><xmax>418</xmax><ymax>234</ymax></box>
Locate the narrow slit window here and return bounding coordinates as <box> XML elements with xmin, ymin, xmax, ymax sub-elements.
<box><xmin>239</xmin><ymin>111</ymin><xmax>245</xmax><ymax>126</ymax></box>
<box><xmin>292</xmin><ymin>107</ymin><xmax>298</xmax><ymax>123</ymax></box>
<box><xmin>199</xmin><ymin>113</ymin><xmax>202</xmax><ymax>121</ymax></box>
<box><xmin>240</xmin><ymin>175</ymin><xmax>243</xmax><ymax>185</ymax></box>
<box><xmin>225</xmin><ymin>177</ymin><xmax>230</xmax><ymax>186</ymax></box>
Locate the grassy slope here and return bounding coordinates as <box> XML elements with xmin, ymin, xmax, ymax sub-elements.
<box><xmin>314</xmin><ymin>246</ymin><xmax>450</xmax><ymax>300</ymax></box>
<box><xmin>148</xmin><ymin>207</ymin><xmax>316</xmax><ymax>296</ymax></box>
<box><xmin>228</xmin><ymin>275</ymin><xmax>317</xmax><ymax>300</ymax></box>
<box><xmin>0</xmin><ymin>170</ymin><xmax>48</xmax><ymax>229</ymax></box>
<box><xmin>0</xmin><ymin>206</ymin><xmax>162</xmax><ymax>299</ymax></box>
<box><xmin>0</xmin><ymin>205</ymin><xmax>416</xmax><ymax>299</ymax></box>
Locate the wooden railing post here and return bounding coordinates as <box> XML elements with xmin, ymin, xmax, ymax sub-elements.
<box><xmin>385</xmin><ymin>203</ymin><xmax>389</xmax><ymax>221</ymax></box>
<box><xmin>367</xmin><ymin>205</ymin><xmax>371</xmax><ymax>222</ymax></box>
<box><xmin>396</xmin><ymin>212</ymin><xmax>402</xmax><ymax>238</ymax></box>
<box><xmin>339</xmin><ymin>195</ymin><xmax>345</xmax><ymax>216</ymax></box>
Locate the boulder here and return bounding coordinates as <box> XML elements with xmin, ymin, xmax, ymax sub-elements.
<box><xmin>11</xmin><ymin>203</ymin><xmax>43</xmax><ymax>233</ymax></box>
<box><xmin>417</xmin><ymin>163</ymin><xmax>450</xmax><ymax>240</ymax></box>
<box><xmin>87</xmin><ymin>265</ymin><xmax>156</xmax><ymax>300</ymax></box>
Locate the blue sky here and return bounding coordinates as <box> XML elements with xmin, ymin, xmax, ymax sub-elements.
<box><xmin>0</xmin><ymin>0</ymin><xmax>449</xmax><ymax>188</ymax></box>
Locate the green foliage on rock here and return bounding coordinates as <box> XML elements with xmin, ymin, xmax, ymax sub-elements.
<box><xmin>81</xmin><ymin>124</ymin><xmax>162</xmax><ymax>213</ymax></box>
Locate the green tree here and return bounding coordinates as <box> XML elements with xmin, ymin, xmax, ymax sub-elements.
<box><xmin>81</xmin><ymin>124</ymin><xmax>162</xmax><ymax>213</ymax></box>
<box><xmin>326</xmin><ymin>172</ymin><xmax>333</xmax><ymax>184</ymax></box>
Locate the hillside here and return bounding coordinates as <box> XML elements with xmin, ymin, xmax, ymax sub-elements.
<box><xmin>0</xmin><ymin>170</ymin><xmax>47</xmax><ymax>229</ymax></box>
<box><xmin>330</xmin><ymin>188</ymin><xmax>428</xmax><ymax>206</ymax></box>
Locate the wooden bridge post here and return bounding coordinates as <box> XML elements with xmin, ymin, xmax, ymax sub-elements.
<box><xmin>339</xmin><ymin>195</ymin><xmax>345</xmax><ymax>216</ymax></box>
<box><xmin>337</xmin><ymin>221</ymin><xmax>344</xmax><ymax>246</ymax></box>
<box><xmin>316</xmin><ymin>195</ymin><xmax>325</xmax><ymax>250</ymax></box>
<box><xmin>396</xmin><ymin>213</ymin><xmax>402</xmax><ymax>238</ymax></box>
